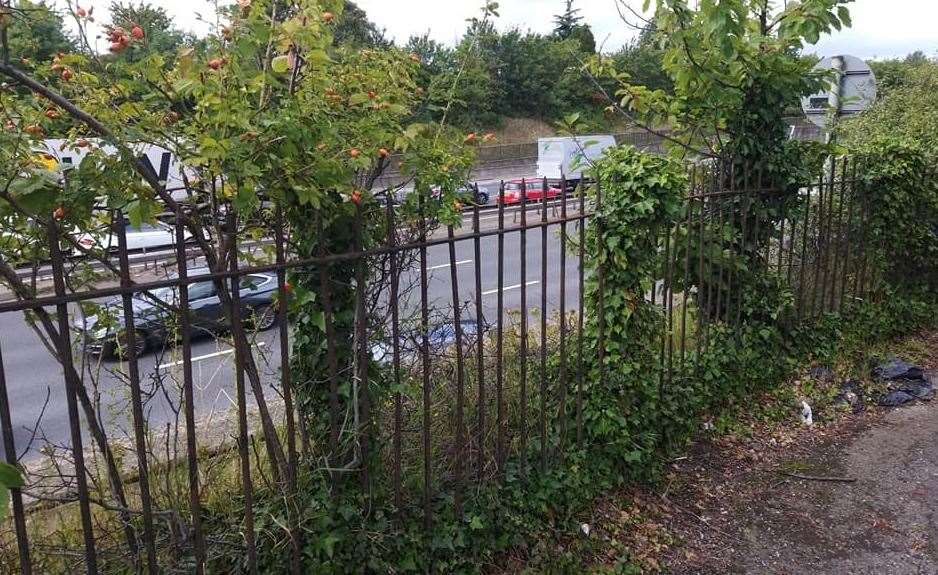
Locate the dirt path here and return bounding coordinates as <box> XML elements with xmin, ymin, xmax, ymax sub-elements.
<box><xmin>652</xmin><ymin>337</ymin><xmax>938</xmax><ymax>574</ymax></box>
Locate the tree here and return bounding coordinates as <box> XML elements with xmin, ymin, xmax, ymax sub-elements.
<box><xmin>0</xmin><ymin>0</ymin><xmax>479</xmax><ymax>569</ymax></box>
<box><xmin>583</xmin><ymin>1</ymin><xmax>851</xmax><ymax>324</ymax></box>
<box><xmin>868</xmin><ymin>51</ymin><xmax>930</xmax><ymax>95</ymax></box>
<box><xmin>594</xmin><ymin>0</ymin><xmax>850</xmax><ymax>172</ymax></box>
<box><xmin>610</xmin><ymin>23</ymin><xmax>670</xmax><ymax>93</ymax></box>
<box><xmin>3</xmin><ymin>0</ymin><xmax>74</xmax><ymax>68</ymax></box>
<box><xmin>568</xmin><ymin>23</ymin><xmax>595</xmax><ymax>53</ymax></box>
<box><xmin>840</xmin><ymin>57</ymin><xmax>938</xmax><ymax>151</ymax></box>
<box><xmin>553</xmin><ymin>0</ymin><xmax>582</xmax><ymax>39</ymax></box>
<box><xmin>333</xmin><ymin>0</ymin><xmax>388</xmax><ymax>48</ymax></box>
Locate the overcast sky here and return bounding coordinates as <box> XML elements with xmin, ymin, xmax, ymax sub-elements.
<box><xmin>62</xmin><ymin>0</ymin><xmax>937</xmax><ymax>60</ymax></box>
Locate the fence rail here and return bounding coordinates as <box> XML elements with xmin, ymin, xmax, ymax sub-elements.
<box><xmin>0</xmin><ymin>157</ymin><xmax>873</xmax><ymax>572</ymax></box>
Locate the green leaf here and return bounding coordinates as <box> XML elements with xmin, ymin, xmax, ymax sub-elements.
<box><xmin>271</xmin><ymin>55</ymin><xmax>290</xmax><ymax>74</ymax></box>
<box><xmin>0</xmin><ymin>462</ymin><xmax>23</xmax><ymax>488</ymax></box>
<box><xmin>837</xmin><ymin>6</ymin><xmax>852</xmax><ymax>28</ymax></box>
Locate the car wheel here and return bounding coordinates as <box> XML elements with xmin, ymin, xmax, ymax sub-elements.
<box><xmin>476</xmin><ymin>192</ymin><xmax>489</xmax><ymax>205</ymax></box>
<box><xmin>250</xmin><ymin>305</ymin><xmax>278</xmax><ymax>331</ymax></box>
<box><xmin>110</xmin><ymin>329</ymin><xmax>148</xmax><ymax>360</ymax></box>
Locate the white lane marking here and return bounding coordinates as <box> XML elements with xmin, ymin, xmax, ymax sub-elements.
<box><xmin>482</xmin><ymin>280</ymin><xmax>539</xmax><ymax>296</ymax></box>
<box><xmin>427</xmin><ymin>259</ymin><xmax>472</xmax><ymax>271</ymax></box>
<box><xmin>157</xmin><ymin>341</ymin><xmax>267</xmax><ymax>370</ymax></box>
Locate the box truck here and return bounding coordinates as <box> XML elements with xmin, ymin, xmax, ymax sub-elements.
<box><xmin>536</xmin><ymin>135</ymin><xmax>616</xmax><ymax>185</ymax></box>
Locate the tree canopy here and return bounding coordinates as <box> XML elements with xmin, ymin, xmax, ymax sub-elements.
<box><xmin>4</xmin><ymin>0</ymin><xmax>75</xmax><ymax>68</ymax></box>
<box><xmin>840</xmin><ymin>57</ymin><xmax>938</xmax><ymax>152</ymax></box>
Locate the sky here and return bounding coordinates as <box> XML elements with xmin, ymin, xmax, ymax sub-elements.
<box><xmin>58</xmin><ymin>0</ymin><xmax>938</xmax><ymax>61</ymax></box>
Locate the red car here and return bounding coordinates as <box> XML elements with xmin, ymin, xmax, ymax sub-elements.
<box><xmin>495</xmin><ymin>179</ymin><xmax>562</xmax><ymax>205</ymax></box>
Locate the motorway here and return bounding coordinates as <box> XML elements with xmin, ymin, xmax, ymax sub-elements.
<box><xmin>0</xmin><ymin>203</ymin><xmax>588</xmax><ymax>461</ymax></box>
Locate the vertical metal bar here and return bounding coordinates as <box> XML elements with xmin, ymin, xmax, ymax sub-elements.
<box><xmin>273</xmin><ymin>206</ymin><xmax>302</xmax><ymax>575</ymax></box>
<box><xmin>660</xmin><ymin>222</ymin><xmax>672</xmax><ymax>383</ymax></box>
<box><xmin>856</xmin><ymin>171</ymin><xmax>871</xmax><ymax>300</ymax></box>
<box><xmin>829</xmin><ymin>158</ymin><xmax>849</xmax><ymax>311</ymax></box>
<box><xmin>705</xmin><ymin>171</ymin><xmax>717</xmax><ymax>331</ymax></box>
<box><xmin>796</xmin><ymin>177</ymin><xmax>814</xmax><ymax>321</ymax></box>
<box><xmin>595</xmin><ymin>178</ymin><xmax>606</xmax><ymax>387</ymax></box>
<box><xmin>446</xmin><ymin>224</ymin><xmax>465</xmax><ymax>517</ymax></box>
<box><xmin>353</xmin><ymin>204</ymin><xmax>371</xmax><ymax>495</ymax></box>
<box><xmin>387</xmin><ymin>203</ymin><xmax>404</xmax><ymax>511</ymax></box>
<box><xmin>274</xmin><ymin>207</ymin><xmax>298</xmax><ymax>478</ymax></box>
<box><xmin>227</xmin><ymin>217</ymin><xmax>258</xmax><ymax>575</ymax></box>
<box><xmin>840</xmin><ymin>160</ymin><xmax>858</xmax><ymax>311</ymax></box>
<box><xmin>115</xmin><ymin>212</ymin><xmax>158</xmax><ymax>575</ymax></box>
<box><xmin>576</xmin><ymin>181</ymin><xmax>585</xmax><ymax>448</ymax></box>
<box><xmin>734</xmin><ymin>170</ymin><xmax>747</xmax><ymax>327</ymax></box>
<box><xmin>752</xmin><ymin>166</ymin><xmax>764</xmax><ymax>271</ymax></box>
<box><xmin>787</xmin><ymin>186</ymin><xmax>800</xmax><ymax>287</ymax></box>
<box><xmin>819</xmin><ymin>159</ymin><xmax>837</xmax><ymax>313</ymax></box>
<box><xmin>557</xmin><ymin>175</ymin><xmax>569</xmax><ymax>455</ymax></box>
<box><xmin>777</xmin><ymin>193</ymin><xmax>787</xmax><ymax>277</ymax></box>
<box><xmin>810</xmin><ymin>171</ymin><xmax>827</xmax><ymax>318</ymax></box>
<box><xmin>472</xmin><ymin>195</ymin><xmax>485</xmax><ymax>481</ymax></box>
<box><xmin>495</xmin><ymin>183</ymin><xmax>506</xmax><ymax>476</ymax></box>
<box><xmin>173</xmin><ymin>209</ymin><xmax>205</xmax><ymax>574</ymax></box>
<box><xmin>46</xmin><ymin>219</ymin><xmax>98</xmax><ymax>574</ymax></box>
<box><xmin>419</xmin><ymin>194</ymin><xmax>432</xmax><ymax>531</ymax></box>
<box><xmin>696</xmin><ymin>180</ymin><xmax>706</xmax><ymax>359</ymax></box>
<box><xmin>539</xmin><ymin>178</ymin><xmax>549</xmax><ymax>472</ymax></box>
<box><xmin>661</xmin><ymin>222</ymin><xmax>677</xmax><ymax>382</ymax></box>
<box><xmin>680</xmin><ymin>169</ymin><xmax>695</xmax><ymax>369</ymax></box>
<box><xmin>519</xmin><ymin>179</ymin><xmax>528</xmax><ymax>475</ymax></box>
<box><xmin>725</xmin><ymin>164</ymin><xmax>738</xmax><ymax>326</ymax></box>
<box><xmin>316</xmin><ymin>215</ymin><xmax>341</xmax><ymax>460</ymax></box>
<box><xmin>0</xmin><ymin>343</ymin><xmax>30</xmax><ymax>575</ymax></box>
<box><xmin>714</xmin><ymin>184</ymin><xmax>726</xmax><ymax>323</ymax></box>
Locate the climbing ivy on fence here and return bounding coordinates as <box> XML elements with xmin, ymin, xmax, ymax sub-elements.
<box><xmin>580</xmin><ymin>145</ymin><xmax>685</xmax><ymax>471</ymax></box>
<box><xmin>855</xmin><ymin>138</ymin><xmax>938</xmax><ymax>292</ymax></box>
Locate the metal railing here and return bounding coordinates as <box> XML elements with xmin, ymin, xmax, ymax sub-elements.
<box><xmin>0</xmin><ymin>159</ymin><xmax>873</xmax><ymax>573</ymax></box>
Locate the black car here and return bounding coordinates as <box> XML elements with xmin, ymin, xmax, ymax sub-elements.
<box><xmin>74</xmin><ymin>269</ymin><xmax>279</xmax><ymax>358</ymax></box>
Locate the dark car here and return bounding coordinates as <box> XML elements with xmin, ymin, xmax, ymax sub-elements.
<box><xmin>74</xmin><ymin>269</ymin><xmax>279</xmax><ymax>358</ymax></box>
<box><xmin>431</xmin><ymin>184</ymin><xmax>490</xmax><ymax>206</ymax></box>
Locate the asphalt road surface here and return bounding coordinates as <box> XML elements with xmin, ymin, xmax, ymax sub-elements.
<box><xmin>0</xmin><ymin>206</ymin><xmax>587</xmax><ymax>461</ymax></box>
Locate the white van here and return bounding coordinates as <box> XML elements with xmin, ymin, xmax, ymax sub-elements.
<box><xmin>536</xmin><ymin>135</ymin><xmax>617</xmax><ymax>183</ymax></box>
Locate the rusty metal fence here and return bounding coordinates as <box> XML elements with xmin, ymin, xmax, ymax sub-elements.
<box><xmin>0</xmin><ymin>157</ymin><xmax>873</xmax><ymax>573</ymax></box>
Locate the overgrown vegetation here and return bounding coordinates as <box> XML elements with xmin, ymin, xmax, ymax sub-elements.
<box><xmin>3</xmin><ymin>0</ymin><xmax>938</xmax><ymax>573</ymax></box>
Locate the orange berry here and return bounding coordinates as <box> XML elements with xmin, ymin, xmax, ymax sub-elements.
<box><xmin>350</xmin><ymin>190</ymin><xmax>362</xmax><ymax>204</ymax></box>
<box><xmin>131</xmin><ymin>26</ymin><xmax>144</xmax><ymax>39</ymax></box>
<box><xmin>463</xmin><ymin>132</ymin><xmax>477</xmax><ymax>144</ymax></box>
<box><xmin>349</xmin><ymin>148</ymin><xmax>360</xmax><ymax>158</ymax></box>
<box><xmin>322</xmin><ymin>11</ymin><xmax>334</xmax><ymax>22</ymax></box>
<box><xmin>53</xmin><ymin>206</ymin><xmax>66</xmax><ymax>220</ymax></box>
<box><xmin>60</xmin><ymin>68</ymin><xmax>73</xmax><ymax>81</ymax></box>
<box><xmin>44</xmin><ymin>109</ymin><xmax>60</xmax><ymax>119</ymax></box>
<box><xmin>207</xmin><ymin>58</ymin><xmax>223</xmax><ymax>70</ymax></box>
<box><xmin>76</xmin><ymin>139</ymin><xmax>90</xmax><ymax>148</ymax></box>
<box><xmin>378</xmin><ymin>147</ymin><xmax>389</xmax><ymax>158</ymax></box>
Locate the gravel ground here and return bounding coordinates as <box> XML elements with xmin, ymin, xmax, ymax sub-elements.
<box><xmin>732</xmin><ymin>401</ymin><xmax>938</xmax><ymax>574</ymax></box>
<box><xmin>656</xmin><ymin>334</ymin><xmax>938</xmax><ymax>574</ymax></box>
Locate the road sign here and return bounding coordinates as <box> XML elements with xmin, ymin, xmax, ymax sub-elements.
<box><xmin>801</xmin><ymin>54</ymin><xmax>877</xmax><ymax>129</ymax></box>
